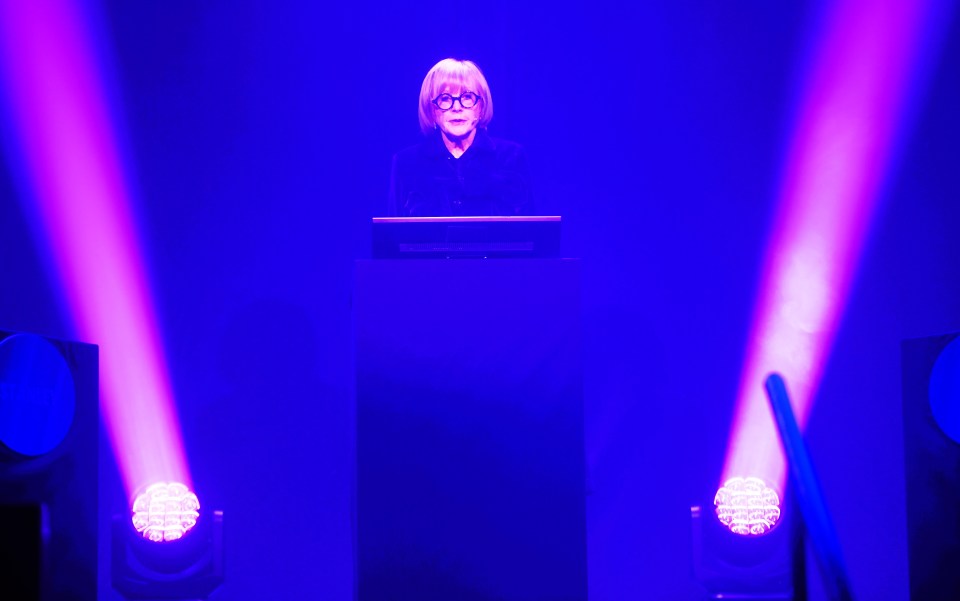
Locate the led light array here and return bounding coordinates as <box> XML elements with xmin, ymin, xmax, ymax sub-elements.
<box><xmin>714</xmin><ymin>476</ymin><xmax>781</xmax><ymax>536</ymax></box>
<box><xmin>132</xmin><ymin>482</ymin><xmax>200</xmax><ymax>542</ymax></box>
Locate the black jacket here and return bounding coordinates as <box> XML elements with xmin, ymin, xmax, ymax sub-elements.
<box><xmin>388</xmin><ymin>130</ymin><xmax>533</xmax><ymax>216</ymax></box>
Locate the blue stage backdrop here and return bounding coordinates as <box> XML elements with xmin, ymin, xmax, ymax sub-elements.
<box><xmin>1</xmin><ymin>1</ymin><xmax>959</xmax><ymax>600</ymax></box>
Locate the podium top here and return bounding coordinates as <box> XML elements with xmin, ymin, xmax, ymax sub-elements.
<box><xmin>373</xmin><ymin>216</ymin><xmax>561</xmax><ymax>223</ymax></box>
<box><xmin>371</xmin><ymin>216</ymin><xmax>562</xmax><ymax>259</ymax></box>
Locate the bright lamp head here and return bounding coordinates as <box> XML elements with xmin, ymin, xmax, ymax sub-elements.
<box><xmin>131</xmin><ymin>482</ymin><xmax>200</xmax><ymax>542</ymax></box>
<box><xmin>714</xmin><ymin>476</ymin><xmax>781</xmax><ymax>536</ymax></box>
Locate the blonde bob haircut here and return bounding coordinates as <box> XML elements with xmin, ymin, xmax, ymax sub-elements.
<box><xmin>418</xmin><ymin>58</ymin><xmax>494</xmax><ymax>135</ymax></box>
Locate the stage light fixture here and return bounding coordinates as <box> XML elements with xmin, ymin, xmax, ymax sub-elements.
<box><xmin>0</xmin><ymin>331</ymin><xmax>98</xmax><ymax>600</ymax></box>
<box><xmin>902</xmin><ymin>334</ymin><xmax>960</xmax><ymax>599</ymax></box>
<box><xmin>714</xmin><ymin>476</ymin><xmax>782</xmax><ymax>536</ymax></box>
<box><xmin>132</xmin><ymin>482</ymin><xmax>200</xmax><ymax>543</ymax></box>
<box><xmin>691</xmin><ymin>496</ymin><xmax>802</xmax><ymax>601</ymax></box>
<box><xmin>112</xmin><ymin>498</ymin><xmax>224</xmax><ymax>601</ymax></box>
<box><xmin>0</xmin><ymin>333</ymin><xmax>76</xmax><ymax>458</ymax></box>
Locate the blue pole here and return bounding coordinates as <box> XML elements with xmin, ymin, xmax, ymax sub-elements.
<box><xmin>764</xmin><ymin>372</ymin><xmax>855</xmax><ymax>601</ymax></box>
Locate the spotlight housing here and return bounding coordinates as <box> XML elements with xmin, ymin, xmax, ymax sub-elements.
<box><xmin>112</xmin><ymin>503</ymin><xmax>224</xmax><ymax>600</ymax></box>
<box><xmin>692</xmin><ymin>493</ymin><xmax>802</xmax><ymax>600</ymax></box>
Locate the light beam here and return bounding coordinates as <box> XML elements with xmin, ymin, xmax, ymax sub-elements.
<box><xmin>0</xmin><ymin>0</ymin><xmax>190</xmax><ymax>496</ymax></box>
<box><xmin>722</xmin><ymin>0</ymin><xmax>947</xmax><ymax>492</ymax></box>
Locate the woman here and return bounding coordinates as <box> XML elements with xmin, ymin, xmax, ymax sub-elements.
<box><xmin>388</xmin><ymin>59</ymin><xmax>534</xmax><ymax>217</ymax></box>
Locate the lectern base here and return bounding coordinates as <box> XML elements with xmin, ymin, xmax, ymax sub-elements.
<box><xmin>354</xmin><ymin>258</ymin><xmax>587</xmax><ymax>601</ymax></box>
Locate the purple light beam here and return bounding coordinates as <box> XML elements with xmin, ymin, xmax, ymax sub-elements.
<box><xmin>722</xmin><ymin>0</ymin><xmax>946</xmax><ymax>491</ymax></box>
<box><xmin>0</xmin><ymin>0</ymin><xmax>190</xmax><ymax>496</ymax></box>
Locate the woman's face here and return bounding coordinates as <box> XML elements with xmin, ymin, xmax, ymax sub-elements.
<box><xmin>434</xmin><ymin>83</ymin><xmax>482</xmax><ymax>141</ymax></box>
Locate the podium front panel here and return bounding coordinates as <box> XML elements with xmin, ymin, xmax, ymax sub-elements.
<box><xmin>354</xmin><ymin>258</ymin><xmax>586</xmax><ymax>601</ymax></box>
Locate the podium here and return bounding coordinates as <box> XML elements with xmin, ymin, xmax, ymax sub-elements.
<box><xmin>354</xmin><ymin>258</ymin><xmax>587</xmax><ymax>601</ymax></box>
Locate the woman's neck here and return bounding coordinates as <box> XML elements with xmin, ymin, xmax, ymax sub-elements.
<box><xmin>441</xmin><ymin>129</ymin><xmax>477</xmax><ymax>159</ymax></box>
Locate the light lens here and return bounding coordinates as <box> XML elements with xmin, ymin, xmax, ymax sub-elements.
<box><xmin>131</xmin><ymin>482</ymin><xmax>200</xmax><ymax>542</ymax></box>
<box><xmin>714</xmin><ymin>477</ymin><xmax>781</xmax><ymax>536</ymax></box>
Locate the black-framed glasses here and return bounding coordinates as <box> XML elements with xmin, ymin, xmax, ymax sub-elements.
<box><xmin>432</xmin><ymin>92</ymin><xmax>481</xmax><ymax>111</ymax></box>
